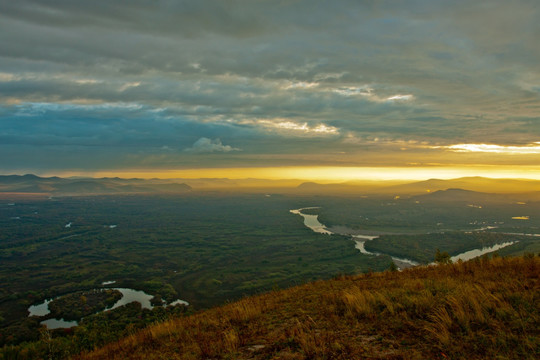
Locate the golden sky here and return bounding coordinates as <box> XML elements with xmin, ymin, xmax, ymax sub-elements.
<box><xmin>58</xmin><ymin>164</ymin><xmax>539</xmax><ymax>182</ymax></box>
<box><xmin>1</xmin><ymin>1</ymin><xmax>539</xmax><ymax>181</ymax></box>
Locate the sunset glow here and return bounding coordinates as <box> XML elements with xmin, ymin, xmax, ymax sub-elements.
<box><xmin>2</xmin><ymin>3</ymin><xmax>540</xmax><ymax>358</ymax></box>
<box><xmin>440</xmin><ymin>143</ymin><xmax>540</xmax><ymax>154</ymax></box>
<box><xmin>68</xmin><ymin>165</ymin><xmax>540</xmax><ymax>182</ymax></box>
<box><xmin>1</xmin><ymin>1</ymin><xmax>539</xmax><ymax>182</ymax></box>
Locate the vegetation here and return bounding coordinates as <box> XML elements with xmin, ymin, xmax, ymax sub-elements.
<box><xmin>0</xmin><ymin>194</ymin><xmax>389</xmax><ymax>348</ymax></box>
<box><xmin>1</xmin><ymin>188</ymin><xmax>538</xmax><ymax>358</ymax></box>
<box><xmin>434</xmin><ymin>249</ymin><xmax>452</xmax><ymax>264</ymax></box>
<box><xmin>313</xmin><ymin>194</ymin><xmax>540</xmax><ymax>233</ymax></box>
<box><xmin>47</xmin><ymin>290</ymin><xmax>123</xmax><ymax>321</ymax></box>
<box><xmin>74</xmin><ymin>255</ymin><xmax>539</xmax><ymax>359</ymax></box>
<box><xmin>365</xmin><ymin>232</ymin><xmax>526</xmax><ymax>264</ymax></box>
<box><xmin>1</xmin><ymin>303</ymin><xmax>191</xmax><ymax>360</ymax></box>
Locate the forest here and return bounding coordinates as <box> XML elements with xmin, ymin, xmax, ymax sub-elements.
<box><xmin>0</xmin><ymin>191</ymin><xmax>538</xmax><ymax>358</ymax></box>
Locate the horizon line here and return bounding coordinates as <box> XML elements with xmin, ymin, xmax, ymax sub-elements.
<box><xmin>2</xmin><ymin>165</ymin><xmax>540</xmax><ymax>182</ymax></box>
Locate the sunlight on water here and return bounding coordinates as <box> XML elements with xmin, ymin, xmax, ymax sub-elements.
<box><xmin>28</xmin><ymin>288</ymin><xmax>189</xmax><ymax>329</ymax></box>
<box><xmin>450</xmin><ymin>242</ymin><xmax>516</xmax><ymax>262</ymax></box>
<box><xmin>28</xmin><ymin>299</ymin><xmax>51</xmax><ymax>317</ymax></box>
<box><xmin>290</xmin><ymin>208</ymin><xmax>332</xmax><ymax>234</ymax></box>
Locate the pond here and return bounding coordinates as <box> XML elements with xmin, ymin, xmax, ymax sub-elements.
<box><xmin>27</xmin><ymin>299</ymin><xmax>52</xmax><ymax>317</ymax></box>
<box><xmin>28</xmin><ymin>287</ymin><xmax>189</xmax><ymax>329</ymax></box>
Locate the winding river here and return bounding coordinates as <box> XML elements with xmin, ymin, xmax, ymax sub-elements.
<box><xmin>28</xmin><ymin>287</ymin><xmax>189</xmax><ymax>329</ymax></box>
<box><xmin>290</xmin><ymin>207</ymin><xmax>518</xmax><ymax>269</ymax></box>
<box><xmin>290</xmin><ymin>207</ymin><xmax>418</xmax><ymax>269</ymax></box>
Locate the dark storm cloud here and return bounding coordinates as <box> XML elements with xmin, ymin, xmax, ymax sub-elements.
<box><xmin>0</xmin><ymin>0</ymin><xmax>539</xmax><ymax>171</ymax></box>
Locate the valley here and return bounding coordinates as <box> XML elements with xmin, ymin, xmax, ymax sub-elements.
<box><xmin>0</xmin><ymin>175</ymin><xmax>538</xmax><ymax>359</ymax></box>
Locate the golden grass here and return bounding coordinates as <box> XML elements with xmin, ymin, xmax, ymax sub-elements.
<box><xmin>76</xmin><ymin>256</ymin><xmax>540</xmax><ymax>359</ymax></box>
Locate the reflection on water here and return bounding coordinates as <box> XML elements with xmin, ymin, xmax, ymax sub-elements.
<box><xmin>352</xmin><ymin>235</ymin><xmax>378</xmax><ymax>255</ymax></box>
<box><xmin>353</xmin><ymin>236</ymin><xmax>418</xmax><ymax>267</ymax></box>
<box><xmin>169</xmin><ymin>299</ymin><xmax>190</xmax><ymax>306</ymax></box>
<box><xmin>353</xmin><ymin>239</ymin><xmax>373</xmax><ymax>255</ymax></box>
<box><xmin>450</xmin><ymin>242</ymin><xmax>516</xmax><ymax>262</ymax></box>
<box><xmin>291</xmin><ymin>207</ymin><xmax>519</xmax><ymax>269</ymax></box>
<box><xmin>28</xmin><ymin>287</ymin><xmax>189</xmax><ymax>329</ymax></box>
<box><xmin>28</xmin><ymin>299</ymin><xmax>52</xmax><ymax>317</ymax></box>
<box><xmin>290</xmin><ymin>208</ymin><xmax>332</xmax><ymax>234</ymax></box>
<box><xmin>291</xmin><ymin>208</ymin><xmax>417</xmax><ymax>268</ymax></box>
<box><xmin>108</xmin><ymin>288</ymin><xmax>153</xmax><ymax>310</ymax></box>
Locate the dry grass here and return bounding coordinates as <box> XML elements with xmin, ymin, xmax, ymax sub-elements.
<box><xmin>76</xmin><ymin>256</ymin><xmax>540</xmax><ymax>359</ymax></box>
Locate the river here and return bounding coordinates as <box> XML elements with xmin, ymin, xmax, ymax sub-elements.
<box><xmin>290</xmin><ymin>207</ymin><xmax>519</xmax><ymax>269</ymax></box>
<box><xmin>450</xmin><ymin>242</ymin><xmax>516</xmax><ymax>262</ymax></box>
<box><xmin>289</xmin><ymin>208</ymin><xmax>332</xmax><ymax>234</ymax></box>
<box><xmin>290</xmin><ymin>207</ymin><xmax>418</xmax><ymax>269</ymax></box>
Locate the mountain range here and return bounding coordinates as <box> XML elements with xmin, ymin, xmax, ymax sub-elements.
<box><xmin>297</xmin><ymin>176</ymin><xmax>540</xmax><ymax>196</ymax></box>
<box><xmin>0</xmin><ymin>174</ymin><xmax>191</xmax><ymax>195</ymax></box>
<box><xmin>1</xmin><ymin>174</ymin><xmax>539</xmax><ymax>197</ymax></box>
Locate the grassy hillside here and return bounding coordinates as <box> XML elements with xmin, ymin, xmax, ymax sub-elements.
<box><xmin>75</xmin><ymin>255</ymin><xmax>539</xmax><ymax>360</ymax></box>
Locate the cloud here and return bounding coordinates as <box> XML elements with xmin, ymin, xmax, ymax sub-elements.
<box><xmin>386</xmin><ymin>94</ymin><xmax>414</xmax><ymax>102</ymax></box>
<box><xmin>435</xmin><ymin>142</ymin><xmax>540</xmax><ymax>154</ymax></box>
<box><xmin>184</xmin><ymin>138</ymin><xmax>241</xmax><ymax>153</ymax></box>
<box><xmin>271</xmin><ymin>122</ymin><xmax>338</xmax><ymax>135</ymax></box>
<box><xmin>1</xmin><ymin>0</ymin><xmax>540</xmax><ymax>173</ymax></box>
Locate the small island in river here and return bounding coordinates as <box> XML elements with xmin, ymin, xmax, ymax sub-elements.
<box><xmin>47</xmin><ymin>289</ymin><xmax>123</xmax><ymax>321</ymax></box>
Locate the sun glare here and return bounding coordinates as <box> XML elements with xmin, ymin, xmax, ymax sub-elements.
<box><xmin>78</xmin><ymin>165</ymin><xmax>540</xmax><ymax>182</ymax></box>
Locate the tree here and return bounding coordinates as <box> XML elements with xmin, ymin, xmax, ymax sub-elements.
<box><xmin>388</xmin><ymin>261</ymin><xmax>398</xmax><ymax>272</ymax></box>
<box><xmin>435</xmin><ymin>249</ymin><xmax>452</xmax><ymax>264</ymax></box>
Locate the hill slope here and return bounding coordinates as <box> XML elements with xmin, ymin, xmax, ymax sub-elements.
<box><xmin>380</xmin><ymin>177</ymin><xmax>540</xmax><ymax>195</ymax></box>
<box><xmin>0</xmin><ymin>175</ymin><xmax>192</xmax><ymax>195</ymax></box>
<box><xmin>295</xmin><ymin>177</ymin><xmax>540</xmax><ymax>196</ymax></box>
<box><xmin>78</xmin><ymin>256</ymin><xmax>539</xmax><ymax>360</ymax></box>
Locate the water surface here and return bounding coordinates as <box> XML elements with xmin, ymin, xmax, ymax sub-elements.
<box><xmin>291</xmin><ymin>207</ymin><xmax>417</xmax><ymax>268</ymax></box>
<box><xmin>28</xmin><ymin>299</ymin><xmax>52</xmax><ymax>317</ymax></box>
<box><xmin>450</xmin><ymin>242</ymin><xmax>516</xmax><ymax>262</ymax></box>
<box><xmin>169</xmin><ymin>299</ymin><xmax>190</xmax><ymax>306</ymax></box>
<box><xmin>290</xmin><ymin>208</ymin><xmax>332</xmax><ymax>234</ymax></box>
<box><xmin>290</xmin><ymin>207</ymin><xmax>519</xmax><ymax>269</ymax></box>
<box><xmin>28</xmin><ymin>287</ymin><xmax>189</xmax><ymax>329</ymax></box>
<box><xmin>108</xmin><ymin>288</ymin><xmax>153</xmax><ymax>310</ymax></box>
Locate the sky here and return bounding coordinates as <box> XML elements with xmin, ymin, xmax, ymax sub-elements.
<box><xmin>1</xmin><ymin>0</ymin><xmax>539</xmax><ymax>180</ymax></box>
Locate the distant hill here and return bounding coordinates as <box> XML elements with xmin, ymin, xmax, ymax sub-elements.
<box><xmin>1</xmin><ymin>174</ymin><xmax>539</xmax><ymax>196</ymax></box>
<box><xmin>412</xmin><ymin>188</ymin><xmax>507</xmax><ymax>203</ymax></box>
<box><xmin>77</xmin><ymin>256</ymin><xmax>539</xmax><ymax>360</ymax></box>
<box><xmin>0</xmin><ymin>175</ymin><xmax>192</xmax><ymax>195</ymax></box>
<box><xmin>296</xmin><ymin>181</ymin><xmax>360</xmax><ymax>193</ymax></box>
<box><xmin>147</xmin><ymin>182</ymin><xmax>192</xmax><ymax>193</ymax></box>
<box><xmin>296</xmin><ymin>180</ymin><xmax>397</xmax><ymax>194</ymax></box>
<box><xmin>410</xmin><ymin>188</ymin><xmax>540</xmax><ymax>203</ymax></box>
<box><xmin>296</xmin><ymin>177</ymin><xmax>540</xmax><ymax>196</ymax></box>
<box><xmin>380</xmin><ymin>177</ymin><xmax>540</xmax><ymax>195</ymax></box>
